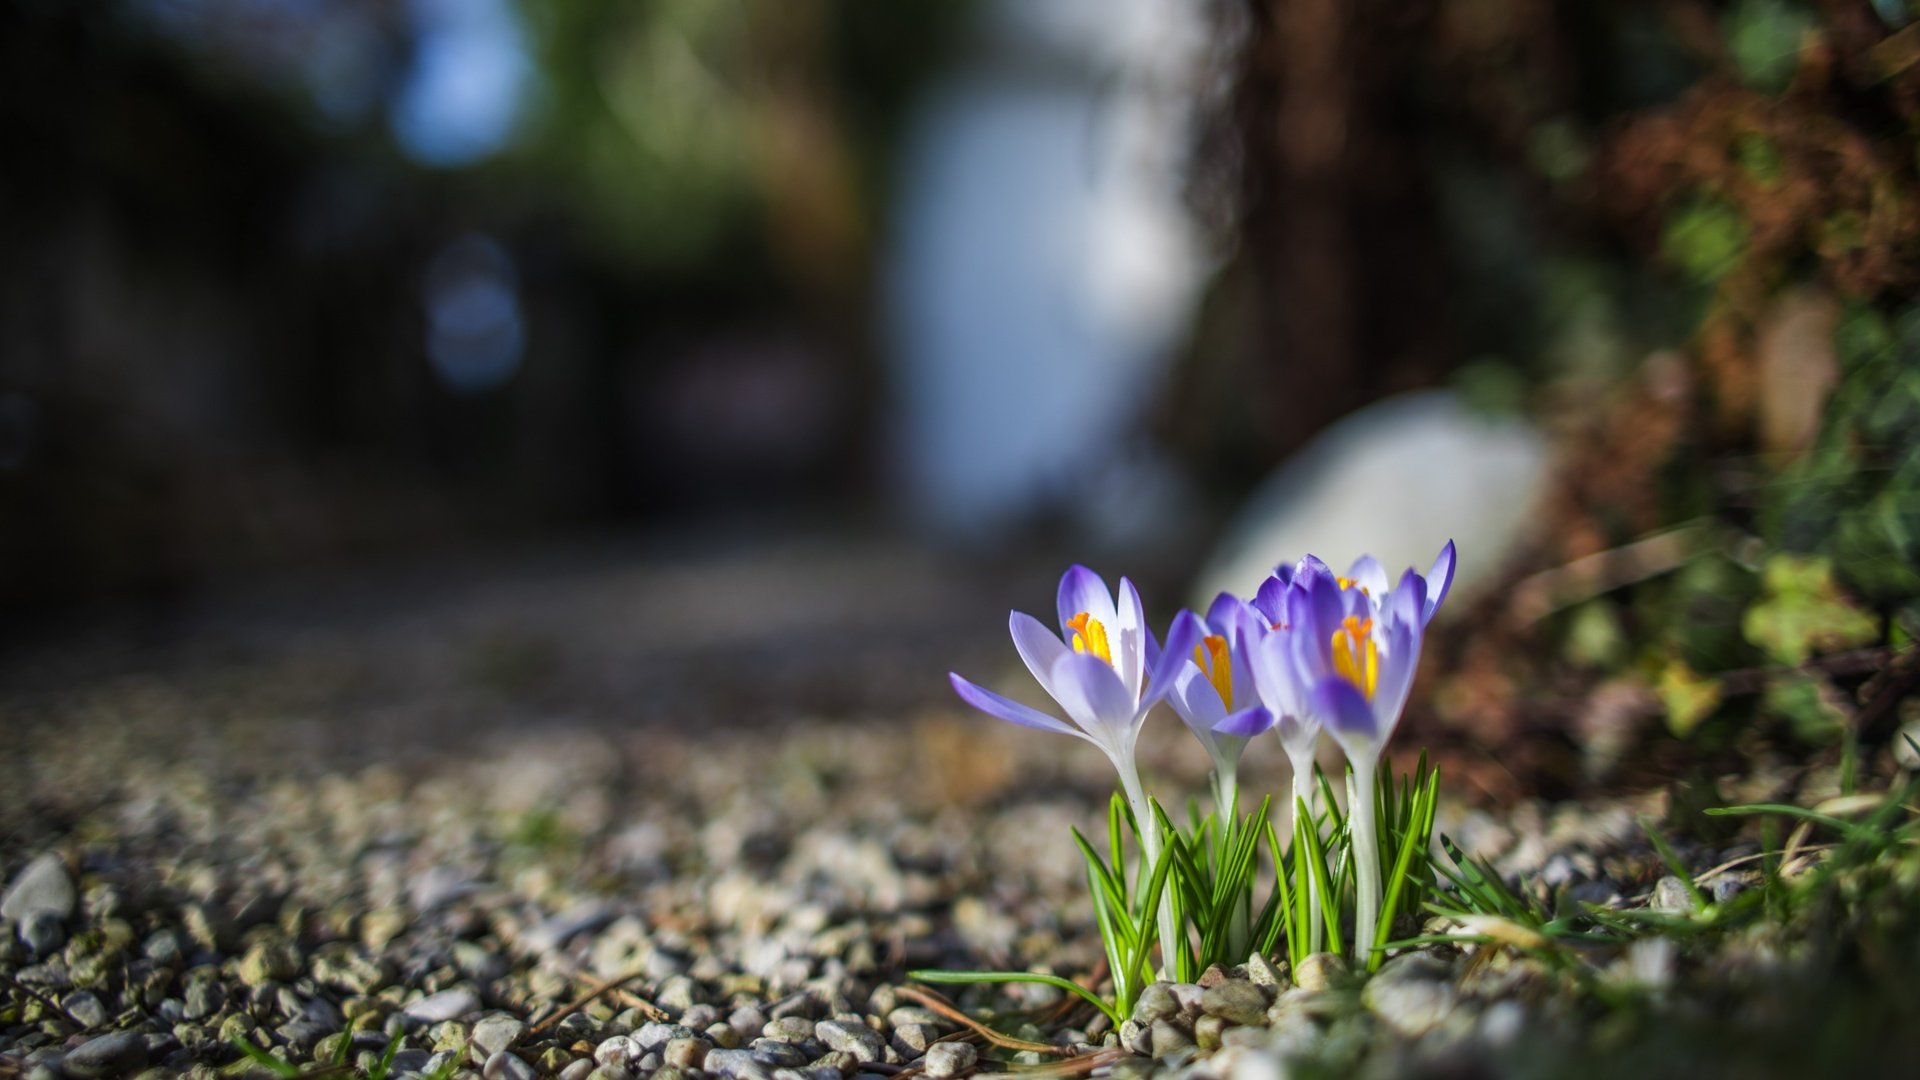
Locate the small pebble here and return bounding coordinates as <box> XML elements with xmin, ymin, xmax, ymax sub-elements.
<box><xmin>405</xmin><ymin>988</ymin><xmax>480</xmax><ymax>1023</ymax></box>
<box><xmin>62</xmin><ymin>1032</ymin><xmax>147</xmax><ymax>1079</ymax></box>
<box><xmin>1292</xmin><ymin>952</ymin><xmax>1347</xmax><ymax>992</ymax></box>
<box><xmin>924</xmin><ymin>1041</ymin><xmax>976</xmax><ymax>1078</ymax></box>
<box><xmin>484</xmin><ymin>1049</ymin><xmax>537</xmax><ymax>1080</ymax></box>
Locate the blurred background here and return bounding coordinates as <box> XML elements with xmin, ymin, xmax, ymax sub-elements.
<box><xmin>3</xmin><ymin>0</ymin><xmax>1917</xmax><ymax>802</ymax></box>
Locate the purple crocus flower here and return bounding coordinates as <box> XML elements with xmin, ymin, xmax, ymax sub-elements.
<box><xmin>949</xmin><ymin>565</ymin><xmax>1203</xmax><ymax>972</ymax></box>
<box><xmin>1164</xmin><ymin>593</ymin><xmax>1272</xmax><ymax>816</ymax></box>
<box><xmin>948</xmin><ymin>566</ymin><xmax>1202</xmax><ymax>776</ymax></box>
<box><xmin>1281</xmin><ymin>541</ymin><xmax>1456</xmax><ymax>962</ymax></box>
<box><xmin>1287</xmin><ymin>540</ymin><xmax>1455</xmax><ymax>763</ymax></box>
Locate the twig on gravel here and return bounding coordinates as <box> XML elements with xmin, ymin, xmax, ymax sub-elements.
<box><xmin>1</xmin><ymin>974</ymin><xmax>90</xmax><ymax>1032</ymax></box>
<box><xmin>894</xmin><ymin>987</ymin><xmax>1067</xmax><ymax>1055</ymax></box>
<box><xmin>606</xmin><ymin>988</ymin><xmax>671</xmax><ymax>1020</ymax></box>
<box><xmin>519</xmin><ymin>968</ymin><xmax>647</xmax><ymax>1044</ymax></box>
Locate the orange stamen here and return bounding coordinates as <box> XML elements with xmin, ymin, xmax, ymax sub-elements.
<box><xmin>1067</xmin><ymin>612</ymin><xmax>1113</xmax><ymax>666</ymax></box>
<box><xmin>1190</xmin><ymin>634</ymin><xmax>1234</xmax><ymax>708</ymax></box>
<box><xmin>1330</xmin><ymin>615</ymin><xmax>1378</xmax><ymax>699</ymax></box>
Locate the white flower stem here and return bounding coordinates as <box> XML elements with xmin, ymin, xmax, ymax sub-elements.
<box><xmin>1349</xmin><ymin>760</ymin><xmax>1381</xmax><ymax>968</ymax></box>
<box><xmin>1290</xmin><ymin>758</ymin><xmax>1323</xmax><ymax>953</ymax></box>
<box><xmin>1117</xmin><ymin>765</ymin><xmax>1181</xmax><ymax>980</ymax></box>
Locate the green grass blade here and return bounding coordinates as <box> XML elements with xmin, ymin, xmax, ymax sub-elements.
<box><xmin>367</xmin><ymin>1029</ymin><xmax>405</xmax><ymax>1080</ymax></box>
<box><xmin>230</xmin><ymin>1037</ymin><xmax>303</xmax><ymax>1079</ymax></box>
<box><xmin>1640</xmin><ymin>818</ymin><xmax>1711</xmax><ymax>911</ymax></box>
<box><xmin>1703</xmin><ymin>804</ymin><xmax>1876</xmax><ymax>840</ymax></box>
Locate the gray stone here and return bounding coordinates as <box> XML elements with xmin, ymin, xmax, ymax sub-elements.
<box><xmin>63</xmin><ymin>1032</ymin><xmax>148</xmax><ymax>1078</ymax></box>
<box><xmin>1194</xmin><ymin>1014</ymin><xmax>1226</xmax><ymax>1050</ymax></box>
<box><xmin>636</xmin><ymin>1022</ymin><xmax>699</xmax><ymax>1051</ymax></box>
<box><xmin>1131</xmin><ymin>982</ymin><xmax>1177</xmax><ymax>1023</ymax></box>
<box><xmin>708</xmin><ymin>1048</ymin><xmax>777</xmax><ymax>1080</ymax></box>
<box><xmin>656</xmin><ymin>974</ymin><xmax>700</xmax><ymax>1014</ymax></box>
<box><xmin>814</xmin><ymin>1020</ymin><xmax>884</xmax><ymax>1062</ymax></box>
<box><xmin>772</xmin><ymin>1068</ymin><xmax>842</xmax><ymax>1080</ymax></box>
<box><xmin>1246</xmin><ymin>952</ymin><xmax>1286</xmax><ymax>991</ymax></box>
<box><xmin>892</xmin><ymin>1023</ymin><xmax>937</xmax><ymax>1052</ymax></box>
<box><xmin>749</xmin><ymin>1039</ymin><xmax>811</xmax><ymax>1067</ymax></box>
<box><xmin>64</xmin><ymin>990</ymin><xmax>109</xmax><ymax>1028</ymax></box>
<box><xmin>593</xmin><ymin>1035</ymin><xmax>638</xmax><ymax>1068</ymax></box>
<box><xmin>181</xmin><ymin>977</ymin><xmax>222</xmax><ymax>1022</ymax></box>
<box><xmin>523</xmin><ymin>903</ymin><xmax>615</xmax><ymax>954</ymax></box>
<box><xmin>1360</xmin><ymin>958</ymin><xmax>1456</xmax><ymax>1037</ymax></box>
<box><xmin>275</xmin><ymin>1019</ymin><xmax>332</xmax><ymax>1051</ymax></box>
<box><xmin>2</xmin><ymin>855</ymin><xmax>75</xmax><ymax>924</ymax></box>
<box><xmin>707</xmin><ymin>1022</ymin><xmax>743</xmax><ymax>1049</ymax></box>
<box><xmin>924</xmin><ymin>1041</ymin><xmax>976</xmax><ymax>1078</ymax></box>
<box><xmin>1118</xmin><ymin>1018</ymin><xmax>1150</xmax><ymax>1055</ymax></box>
<box><xmin>405</xmin><ymin>988</ymin><xmax>480</xmax><ymax>1023</ymax></box>
<box><xmin>665</xmin><ymin>1036</ymin><xmax>712</xmax><ymax>1069</ymax></box>
<box><xmin>1292</xmin><ymin>952</ymin><xmax>1347</xmax><ymax>992</ymax></box>
<box><xmin>1200</xmin><ymin>980</ymin><xmax>1268</xmax><ymax>1026</ymax></box>
<box><xmin>1194</xmin><ymin>391</ymin><xmax>1549</xmax><ymax>613</ymax></box>
<box><xmin>1651</xmin><ymin>875</ymin><xmax>1702</xmax><ymax>913</ymax></box>
<box><xmin>141</xmin><ymin>931</ymin><xmax>183</xmax><ymax>969</ymax></box>
<box><xmin>764</xmin><ymin>1017</ymin><xmax>815</xmax><ymax>1044</ymax></box>
<box><xmin>883</xmin><ymin>1006</ymin><xmax>944</xmax><ymax>1030</ymax></box>
<box><xmin>811</xmin><ymin>1050</ymin><xmax>857</xmax><ymax>1073</ymax></box>
<box><xmin>483</xmin><ymin>1050</ymin><xmax>536</xmax><ymax>1080</ymax></box>
<box><xmin>236</xmin><ymin>938</ymin><xmax>302</xmax><ymax>987</ymax></box>
<box><xmin>557</xmin><ymin>1060</ymin><xmax>596</xmax><ymax>1080</ymax></box>
<box><xmin>470</xmin><ymin>1014</ymin><xmax>526</xmax><ymax>1059</ymax></box>
<box><xmin>1149</xmin><ymin>1019</ymin><xmax>1194</xmax><ymax>1059</ymax></box>
<box><xmin>20</xmin><ymin>911</ymin><xmax>64</xmax><ymax>956</ymax></box>
<box><xmin>1167</xmin><ymin>982</ymin><xmax>1205</xmax><ymax>1015</ymax></box>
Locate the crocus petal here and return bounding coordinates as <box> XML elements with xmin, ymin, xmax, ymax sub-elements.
<box><xmin>1115</xmin><ymin>577</ymin><xmax>1147</xmax><ymax>699</ymax></box>
<box><xmin>1214</xmin><ymin>705</ymin><xmax>1273</xmax><ymax>738</ymax></box>
<box><xmin>1346</xmin><ymin>555</ymin><xmax>1391</xmax><ymax>599</ymax></box>
<box><xmin>1141</xmin><ymin>610</ymin><xmax>1206</xmax><ymax>712</ymax></box>
<box><xmin>1286</xmin><ymin>583</ymin><xmax>1345</xmax><ymax>681</ymax></box>
<box><xmin>1311</xmin><ymin>677</ymin><xmax>1382</xmax><ymax>754</ymax></box>
<box><xmin>1369</xmin><ymin>616</ymin><xmax>1423</xmax><ymax>741</ymax></box>
<box><xmin>1056</xmin><ymin>565</ymin><xmax>1115</xmax><ymax>639</ymax></box>
<box><xmin>1252</xmin><ymin>574</ymin><xmax>1290</xmax><ymax>625</ymax></box>
<box><xmin>1248</xmin><ymin>627</ymin><xmax>1303</xmax><ymax>717</ymax></box>
<box><xmin>1170</xmin><ymin>662</ymin><xmax>1228</xmax><ymax>729</ymax></box>
<box><xmin>950</xmin><ymin>673</ymin><xmax>1084</xmax><ymax>739</ymax></box>
<box><xmin>1009</xmin><ymin>611</ymin><xmax>1071</xmax><ymax>699</ymax></box>
<box><xmin>1207</xmin><ymin>592</ymin><xmax>1263</xmax><ymax>644</ymax></box>
<box><xmin>1390</xmin><ymin>568</ymin><xmax>1426</xmax><ymax>632</ymax></box>
<box><xmin>1424</xmin><ymin>540</ymin><xmax>1456</xmax><ymax>625</ymax></box>
<box><xmin>1295</xmin><ymin>554</ymin><xmax>1335</xmax><ymax>584</ymax></box>
<box><xmin>1050</xmin><ymin>651</ymin><xmax>1137</xmax><ymax>741</ymax></box>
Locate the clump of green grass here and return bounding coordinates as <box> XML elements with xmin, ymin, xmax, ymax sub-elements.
<box><xmin>231</xmin><ymin>1030</ymin><xmax>462</xmax><ymax>1080</ymax></box>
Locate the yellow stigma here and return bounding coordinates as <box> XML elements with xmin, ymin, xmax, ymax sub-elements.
<box><xmin>1067</xmin><ymin>612</ymin><xmax>1113</xmax><ymax>666</ymax></box>
<box><xmin>1336</xmin><ymin>576</ymin><xmax>1368</xmax><ymax>594</ymax></box>
<box><xmin>1331</xmin><ymin>615</ymin><xmax>1378</xmax><ymax>699</ymax></box>
<box><xmin>1191</xmin><ymin>634</ymin><xmax>1234</xmax><ymax>708</ymax></box>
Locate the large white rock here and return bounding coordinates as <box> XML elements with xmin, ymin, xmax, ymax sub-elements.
<box><xmin>1193</xmin><ymin>391</ymin><xmax>1551</xmax><ymax>608</ymax></box>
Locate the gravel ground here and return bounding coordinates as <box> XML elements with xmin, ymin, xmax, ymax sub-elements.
<box><xmin>0</xmin><ymin>537</ymin><xmax>1908</xmax><ymax>1079</ymax></box>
